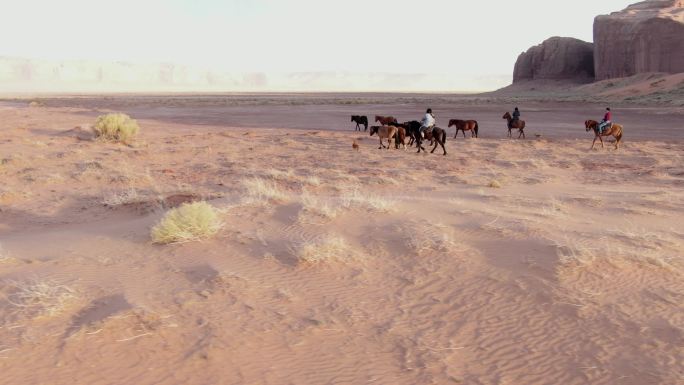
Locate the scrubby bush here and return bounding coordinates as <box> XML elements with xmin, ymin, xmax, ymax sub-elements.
<box><xmin>5</xmin><ymin>278</ymin><xmax>77</xmax><ymax>317</ymax></box>
<box><xmin>294</xmin><ymin>236</ymin><xmax>357</xmax><ymax>264</ymax></box>
<box><xmin>151</xmin><ymin>201</ymin><xmax>222</xmax><ymax>244</ymax></box>
<box><xmin>93</xmin><ymin>113</ymin><xmax>140</xmax><ymax>143</ymax></box>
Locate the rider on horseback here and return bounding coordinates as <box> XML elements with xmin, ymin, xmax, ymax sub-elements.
<box><xmin>598</xmin><ymin>107</ymin><xmax>612</xmax><ymax>134</ymax></box>
<box><xmin>509</xmin><ymin>107</ymin><xmax>520</xmax><ymax>129</ymax></box>
<box><xmin>420</xmin><ymin>108</ymin><xmax>435</xmax><ymax>138</ymax></box>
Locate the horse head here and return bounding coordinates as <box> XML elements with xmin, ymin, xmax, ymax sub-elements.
<box><xmin>351</xmin><ymin>115</ymin><xmax>357</xmax><ymax>122</ymax></box>
<box><xmin>503</xmin><ymin>112</ymin><xmax>511</xmax><ymax>120</ymax></box>
<box><xmin>585</xmin><ymin>120</ymin><xmax>595</xmax><ymax>131</ymax></box>
<box><xmin>374</xmin><ymin>116</ymin><xmax>381</xmax><ymax>123</ymax></box>
<box><xmin>369</xmin><ymin>126</ymin><xmax>379</xmax><ymax>136</ymax></box>
<box><xmin>448</xmin><ymin>120</ymin><xmax>456</xmax><ymax>127</ymax></box>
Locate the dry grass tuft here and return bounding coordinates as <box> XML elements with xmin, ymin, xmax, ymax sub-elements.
<box><xmin>242</xmin><ymin>177</ymin><xmax>288</xmax><ymax>202</ymax></box>
<box><xmin>102</xmin><ymin>188</ymin><xmax>142</xmax><ymax>206</ymax></box>
<box><xmin>293</xmin><ymin>236</ymin><xmax>358</xmax><ymax>264</ymax></box>
<box><xmin>151</xmin><ymin>201</ymin><xmax>222</xmax><ymax>244</ymax></box>
<box><xmin>264</xmin><ymin>169</ymin><xmax>295</xmax><ymax>181</ymax></box>
<box><xmin>341</xmin><ymin>188</ymin><xmax>397</xmax><ymax>212</ymax></box>
<box><xmin>299</xmin><ymin>192</ymin><xmax>342</xmax><ymax>222</ymax></box>
<box><xmin>93</xmin><ymin>113</ymin><xmax>140</xmax><ymax>144</ymax></box>
<box><xmin>405</xmin><ymin>222</ymin><xmax>460</xmax><ymax>256</ymax></box>
<box><xmin>4</xmin><ymin>278</ymin><xmax>78</xmax><ymax>318</ymax></box>
<box><xmin>488</xmin><ymin>179</ymin><xmax>502</xmax><ymax>188</ymax></box>
<box><xmin>552</xmin><ymin>236</ymin><xmax>597</xmax><ymax>267</ymax></box>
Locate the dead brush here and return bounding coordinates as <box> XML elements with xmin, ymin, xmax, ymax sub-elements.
<box><xmin>2</xmin><ymin>278</ymin><xmax>78</xmax><ymax>318</ymax></box>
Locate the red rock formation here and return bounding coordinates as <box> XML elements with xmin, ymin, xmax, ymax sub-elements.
<box><xmin>594</xmin><ymin>0</ymin><xmax>684</xmax><ymax>80</ymax></box>
<box><xmin>513</xmin><ymin>37</ymin><xmax>595</xmax><ymax>83</ymax></box>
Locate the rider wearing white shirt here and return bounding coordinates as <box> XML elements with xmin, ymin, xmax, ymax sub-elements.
<box><xmin>420</xmin><ymin>108</ymin><xmax>435</xmax><ymax>138</ymax></box>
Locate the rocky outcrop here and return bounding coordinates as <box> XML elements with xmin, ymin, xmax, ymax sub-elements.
<box><xmin>513</xmin><ymin>37</ymin><xmax>595</xmax><ymax>83</ymax></box>
<box><xmin>594</xmin><ymin>0</ymin><xmax>684</xmax><ymax>80</ymax></box>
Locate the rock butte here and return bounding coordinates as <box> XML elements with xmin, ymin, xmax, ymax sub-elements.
<box><xmin>594</xmin><ymin>0</ymin><xmax>684</xmax><ymax>80</ymax></box>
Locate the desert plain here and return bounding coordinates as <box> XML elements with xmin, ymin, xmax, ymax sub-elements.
<box><xmin>0</xmin><ymin>94</ymin><xmax>683</xmax><ymax>385</ymax></box>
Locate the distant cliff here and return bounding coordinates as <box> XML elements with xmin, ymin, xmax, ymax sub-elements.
<box><xmin>594</xmin><ymin>0</ymin><xmax>684</xmax><ymax>80</ymax></box>
<box><xmin>513</xmin><ymin>37</ymin><xmax>595</xmax><ymax>83</ymax></box>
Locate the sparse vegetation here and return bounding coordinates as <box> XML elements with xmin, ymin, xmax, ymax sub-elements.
<box><xmin>151</xmin><ymin>201</ymin><xmax>222</xmax><ymax>244</ymax></box>
<box><xmin>405</xmin><ymin>222</ymin><xmax>459</xmax><ymax>256</ymax></box>
<box><xmin>341</xmin><ymin>188</ymin><xmax>397</xmax><ymax>212</ymax></box>
<box><xmin>102</xmin><ymin>188</ymin><xmax>142</xmax><ymax>206</ymax></box>
<box><xmin>488</xmin><ymin>179</ymin><xmax>502</xmax><ymax>188</ymax></box>
<box><xmin>242</xmin><ymin>177</ymin><xmax>288</xmax><ymax>202</ymax></box>
<box><xmin>294</xmin><ymin>236</ymin><xmax>357</xmax><ymax>264</ymax></box>
<box><xmin>299</xmin><ymin>192</ymin><xmax>341</xmax><ymax>222</ymax></box>
<box><xmin>4</xmin><ymin>278</ymin><xmax>77</xmax><ymax>318</ymax></box>
<box><xmin>93</xmin><ymin>113</ymin><xmax>140</xmax><ymax>144</ymax></box>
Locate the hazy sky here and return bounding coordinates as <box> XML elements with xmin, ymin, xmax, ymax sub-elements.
<box><xmin>0</xmin><ymin>0</ymin><xmax>632</xmax><ymax>91</ymax></box>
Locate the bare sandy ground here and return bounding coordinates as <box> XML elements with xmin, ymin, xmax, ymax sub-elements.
<box><xmin>1</xmin><ymin>98</ymin><xmax>683</xmax><ymax>385</ymax></box>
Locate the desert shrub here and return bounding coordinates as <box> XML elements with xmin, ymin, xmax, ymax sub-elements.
<box><xmin>294</xmin><ymin>236</ymin><xmax>356</xmax><ymax>264</ymax></box>
<box><xmin>93</xmin><ymin>113</ymin><xmax>140</xmax><ymax>143</ymax></box>
<box><xmin>242</xmin><ymin>177</ymin><xmax>288</xmax><ymax>202</ymax></box>
<box><xmin>4</xmin><ymin>278</ymin><xmax>77</xmax><ymax>317</ymax></box>
<box><xmin>488</xmin><ymin>179</ymin><xmax>502</xmax><ymax>188</ymax></box>
<box><xmin>151</xmin><ymin>201</ymin><xmax>222</xmax><ymax>244</ymax></box>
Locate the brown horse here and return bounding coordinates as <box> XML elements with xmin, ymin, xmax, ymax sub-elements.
<box><xmin>585</xmin><ymin>120</ymin><xmax>623</xmax><ymax>150</ymax></box>
<box><xmin>393</xmin><ymin>126</ymin><xmax>407</xmax><ymax>150</ymax></box>
<box><xmin>449</xmin><ymin>119</ymin><xmax>479</xmax><ymax>138</ymax></box>
<box><xmin>375</xmin><ymin>115</ymin><xmax>398</xmax><ymax>125</ymax></box>
<box><xmin>503</xmin><ymin>112</ymin><xmax>525</xmax><ymax>139</ymax></box>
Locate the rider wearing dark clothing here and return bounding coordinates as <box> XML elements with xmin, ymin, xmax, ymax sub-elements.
<box><xmin>510</xmin><ymin>107</ymin><xmax>520</xmax><ymax>129</ymax></box>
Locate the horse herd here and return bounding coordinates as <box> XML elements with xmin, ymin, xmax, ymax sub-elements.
<box><xmin>351</xmin><ymin>113</ymin><xmax>624</xmax><ymax>154</ymax></box>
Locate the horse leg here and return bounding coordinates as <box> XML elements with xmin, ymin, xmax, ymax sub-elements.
<box><xmin>591</xmin><ymin>136</ymin><xmax>597</xmax><ymax>149</ymax></box>
<box><xmin>599</xmin><ymin>135</ymin><xmax>604</xmax><ymax>148</ymax></box>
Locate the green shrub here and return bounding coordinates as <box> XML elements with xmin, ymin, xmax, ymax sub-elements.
<box><xmin>151</xmin><ymin>201</ymin><xmax>222</xmax><ymax>244</ymax></box>
<box><xmin>93</xmin><ymin>113</ymin><xmax>140</xmax><ymax>143</ymax></box>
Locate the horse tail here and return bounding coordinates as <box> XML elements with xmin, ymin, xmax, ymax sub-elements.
<box><xmin>474</xmin><ymin>122</ymin><xmax>479</xmax><ymax>136</ymax></box>
<box><xmin>441</xmin><ymin>128</ymin><xmax>447</xmax><ymax>145</ymax></box>
<box><xmin>615</xmin><ymin>125</ymin><xmax>623</xmax><ymax>140</ymax></box>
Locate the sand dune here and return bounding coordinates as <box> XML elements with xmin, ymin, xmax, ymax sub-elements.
<box><xmin>1</xmin><ymin>99</ymin><xmax>683</xmax><ymax>385</ymax></box>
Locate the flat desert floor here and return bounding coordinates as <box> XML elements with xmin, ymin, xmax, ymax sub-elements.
<box><xmin>0</xmin><ymin>95</ymin><xmax>683</xmax><ymax>385</ymax></box>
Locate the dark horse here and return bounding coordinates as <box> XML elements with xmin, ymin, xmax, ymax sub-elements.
<box><xmin>585</xmin><ymin>120</ymin><xmax>623</xmax><ymax>150</ymax></box>
<box><xmin>449</xmin><ymin>119</ymin><xmax>479</xmax><ymax>138</ymax></box>
<box><xmin>503</xmin><ymin>112</ymin><xmax>525</xmax><ymax>139</ymax></box>
<box><xmin>351</xmin><ymin>115</ymin><xmax>368</xmax><ymax>131</ymax></box>
<box><xmin>403</xmin><ymin>120</ymin><xmax>447</xmax><ymax>155</ymax></box>
<box><xmin>375</xmin><ymin>115</ymin><xmax>398</xmax><ymax>125</ymax></box>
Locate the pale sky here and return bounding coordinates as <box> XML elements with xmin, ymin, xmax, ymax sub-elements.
<box><xmin>0</xmin><ymin>0</ymin><xmax>632</xmax><ymax>91</ymax></box>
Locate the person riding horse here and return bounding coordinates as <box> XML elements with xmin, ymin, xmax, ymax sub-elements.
<box><xmin>420</xmin><ymin>108</ymin><xmax>436</xmax><ymax>138</ymax></box>
<box><xmin>598</xmin><ymin>107</ymin><xmax>612</xmax><ymax>134</ymax></box>
<box><xmin>509</xmin><ymin>107</ymin><xmax>521</xmax><ymax>129</ymax></box>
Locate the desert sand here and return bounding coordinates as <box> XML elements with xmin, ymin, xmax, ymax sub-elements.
<box><xmin>1</xmin><ymin>95</ymin><xmax>683</xmax><ymax>385</ymax></box>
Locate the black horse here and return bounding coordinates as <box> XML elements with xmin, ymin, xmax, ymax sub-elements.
<box><xmin>351</xmin><ymin>115</ymin><xmax>368</xmax><ymax>131</ymax></box>
<box><xmin>402</xmin><ymin>120</ymin><xmax>447</xmax><ymax>155</ymax></box>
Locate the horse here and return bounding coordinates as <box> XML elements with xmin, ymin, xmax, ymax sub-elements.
<box><xmin>585</xmin><ymin>120</ymin><xmax>623</xmax><ymax>150</ymax></box>
<box><xmin>503</xmin><ymin>112</ymin><xmax>525</xmax><ymax>139</ymax></box>
<box><xmin>405</xmin><ymin>121</ymin><xmax>447</xmax><ymax>155</ymax></box>
<box><xmin>369</xmin><ymin>125</ymin><xmax>398</xmax><ymax>149</ymax></box>
<box><xmin>375</xmin><ymin>115</ymin><xmax>398</xmax><ymax>126</ymax></box>
<box><xmin>393</xmin><ymin>126</ymin><xmax>407</xmax><ymax>150</ymax></box>
<box><xmin>351</xmin><ymin>115</ymin><xmax>368</xmax><ymax>131</ymax></box>
<box><xmin>449</xmin><ymin>119</ymin><xmax>479</xmax><ymax>138</ymax></box>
